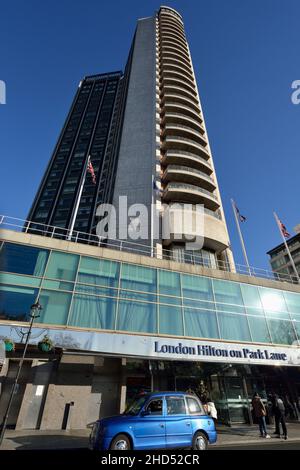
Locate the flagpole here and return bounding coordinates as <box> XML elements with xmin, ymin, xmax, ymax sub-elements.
<box><xmin>151</xmin><ymin>175</ymin><xmax>154</xmax><ymax>257</ymax></box>
<box><xmin>273</xmin><ymin>212</ymin><xmax>300</xmax><ymax>282</ymax></box>
<box><xmin>67</xmin><ymin>156</ymin><xmax>89</xmax><ymax>241</ymax></box>
<box><xmin>231</xmin><ymin>198</ymin><xmax>251</xmax><ymax>275</ymax></box>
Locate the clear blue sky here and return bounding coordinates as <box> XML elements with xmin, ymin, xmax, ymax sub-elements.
<box><xmin>1</xmin><ymin>0</ymin><xmax>299</xmax><ymax>270</ymax></box>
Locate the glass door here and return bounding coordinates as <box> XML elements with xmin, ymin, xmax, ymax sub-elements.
<box><xmin>224</xmin><ymin>377</ymin><xmax>248</xmax><ymax>424</ymax></box>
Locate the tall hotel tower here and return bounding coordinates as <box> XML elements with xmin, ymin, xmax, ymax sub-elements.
<box><xmin>28</xmin><ymin>6</ymin><xmax>234</xmax><ymax>269</ymax></box>
<box><xmin>113</xmin><ymin>6</ymin><xmax>234</xmax><ymax>268</ymax></box>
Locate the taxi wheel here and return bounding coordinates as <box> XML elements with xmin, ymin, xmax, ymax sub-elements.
<box><xmin>110</xmin><ymin>434</ymin><xmax>131</xmax><ymax>450</ymax></box>
<box><xmin>192</xmin><ymin>431</ymin><xmax>208</xmax><ymax>450</ymax></box>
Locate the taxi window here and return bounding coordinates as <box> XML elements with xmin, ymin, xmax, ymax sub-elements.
<box><xmin>166</xmin><ymin>396</ymin><xmax>187</xmax><ymax>415</ymax></box>
<box><xmin>186</xmin><ymin>397</ymin><xmax>203</xmax><ymax>415</ymax></box>
<box><xmin>145</xmin><ymin>399</ymin><xmax>163</xmax><ymax>415</ymax></box>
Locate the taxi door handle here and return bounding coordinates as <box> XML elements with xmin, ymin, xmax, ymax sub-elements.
<box><xmin>159</xmin><ymin>423</ymin><xmax>164</xmax><ymax>428</ymax></box>
<box><xmin>186</xmin><ymin>422</ymin><xmax>191</xmax><ymax>426</ymax></box>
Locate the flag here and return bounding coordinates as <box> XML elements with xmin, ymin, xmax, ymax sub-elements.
<box><xmin>152</xmin><ymin>176</ymin><xmax>163</xmax><ymax>196</ymax></box>
<box><xmin>87</xmin><ymin>156</ymin><xmax>96</xmax><ymax>184</ymax></box>
<box><xmin>234</xmin><ymin>203</ymin><xmax>246</xmax><ymax>222</ymax></box>
<box><xmin>279</xmin><ymin>220</ymin><xmax>290</xmax><ymax>238</ymax></box>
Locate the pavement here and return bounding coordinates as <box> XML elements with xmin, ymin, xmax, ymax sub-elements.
<box><xmin>0</xmin><ymin>423</ymin><xmax>300</xmax><ymax>450</ymax></box>
<box><xmin>213</xmin><ymin>422</ymin><xmax>300</xmax><ymax>449</ymax></box>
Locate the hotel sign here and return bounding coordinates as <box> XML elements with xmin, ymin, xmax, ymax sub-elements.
<box><xmin>1</xmin><ymin>325</ymin><xmax>300</xmax><ymax>366</ymax></box>
<box><xmin>154</xmin><ymin>341</ymin><xmax>289</xmax><ymax>363</ymax></box>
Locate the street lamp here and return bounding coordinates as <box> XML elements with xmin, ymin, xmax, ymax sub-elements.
<box><xmin>0</xmin><ymin>299</ymin><xmax>42</xmax><ymax>446</ymax></box>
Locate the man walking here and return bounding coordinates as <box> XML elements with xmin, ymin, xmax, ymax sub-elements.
<box><xmin>251</xmin><ymin>393</ymin><xmax>270</xmax><ymax>438</ymax></box>
<box><xmin>272</xmin><ymin>393</ymin><xmax>288</xmax><ymax>440</ymax></box>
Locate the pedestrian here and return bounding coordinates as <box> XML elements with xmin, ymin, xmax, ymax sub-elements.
<box><xmin>272</xmin><ymin>393</ymin><xmax>288</xmax><ymax>440</ymax></box>
<box><xmin>206</xmin><ymin>397</ymin><xmax>218</xmax><ymax>426</ymax></box>
<box><xmin>251</xmin><ymin>392</ymin><xmax>270</xmax><ymax>438</ymax></box>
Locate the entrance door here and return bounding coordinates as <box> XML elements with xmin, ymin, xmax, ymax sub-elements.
<box><xmin>224</xmin><ymin>377</ymin><xmax>248</xmax><ymax>424</ymax></box>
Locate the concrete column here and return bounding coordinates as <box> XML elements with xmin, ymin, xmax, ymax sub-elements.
<box><xmin>119</xmin><ymin>357</ymin><xmax>127</xmax><ymax>414</ymax></box>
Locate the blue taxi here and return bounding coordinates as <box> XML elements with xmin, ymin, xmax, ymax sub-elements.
<box><xmin>90</xmin><ymin>391</ymin><xmax>217</xmax><ymax>451</ymax></box>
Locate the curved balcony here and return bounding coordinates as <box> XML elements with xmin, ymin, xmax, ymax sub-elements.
<box><xmin>161</xmin><ymin>84</ymin><xmax>199</xmax><ymax>104</ymax></box>
<box><xmin>161</xmin><ymin>46</ymin><xmax>191</xmax><ymax>65</ymax></box>
<box><xmin>163</xmin><ymin>101</ymin><xmax>203</xmax><ymax>122</ymax></box>
<box><xmin>162</xmin><ymin>182</ymin><xmax>220</xmax><ymax>210</ymax></box>
<box><xmin>161</xmin><ymin>150</ymin><xmax>213</xmax><ymax>174</ymax></box>
<box><xmin>163</xmin><ymin>123</ymin><xmax>207</xmax><ymax>147</ymax></box>
<box><xmin>162</xmin><ymin>75</ymin><xmax>196</xmax><ymax>96</ymax></box>
<box><xmin>161</xmin><ymin>54</ymin><xmax>193</xmax><ymax>75</ymax></box>
<box><xmin>159</xmin><ymin>31</ymin><xmax>188</xmax><ymax>49</ymax></box>
<box><xmin>160</xmin><ymin>39</ymin><xmax>190</xmax><ymax>59</ymax></box>
<box><xmin>161</xmin><ymin>69</ymin><xmax>196</xmax><ymax>91</ymax></box>
<box><xmin>162</xmin><ymin>76</ymin><xmax>197</xmax><ymax>97</ymax></box>
<box><xmin>162</xmin><ymin>165</ymin><xmax>216</xmax><ymax>191</ymax></box>
<box><xmin>162</xmin><ymin>93</ymin><xmax>200</xmax><ymax>114</ymax></box>
<box><xmin>163</xmin><ymin>112</ymin><xmax>204</xmax><ymax>134</ymax></box>
<box><xmin>163</xmin><ymin>135</ymin><xmax>210</xmax><ymax>160</ymax></box>
<box><xmin>161</xmin><ymin>62</ymin><xmax>195</xmax><ymax>84</ymax></box>
<box><xmin>159</xmin><ymin>13</ymin><xmax>184</xmax><ymax>30</ymax></box>
<box><xmin>160</xmin><ymin>27</ymin><xmax>187</xmax><ymax>45</ymax></box>
<box><xmin>160</xmin><ymin>20</ymin><xmax>185</xmax><ymax>36</ymax></box>
<box><xmin>162</xmin><ymin>210</ymin><xmax>229</xmax><ymax>252</ymax></box>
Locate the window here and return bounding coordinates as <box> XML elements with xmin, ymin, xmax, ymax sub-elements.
<box><xmin>166</xmin><ymin>396</ymin><xmax>186</xmax><ymax>415</ymax></box>
<box><xmin>267</xmin><ymin>319</ymin><xmax>297</xmax><ymax>345</ymax></box>
<box><xmin>145</xmin><ymin>399</ymin><xmax>163</xmax><ymax>415</ymax></box>
<box><xmin>182</xmin><ymin>274</ymin><xmax>214</xmax><ymax>310</ymax></box>
<box><xmin>213</xmin><ymin>279</ymin><xmax>244</xmax><ymax>306</ymax></box>
<box><xmin>39</xmin><ymin>290</ymin><xmax>71</xmax><ymax>325</ymax></box>
<box><xmin>0</xmin><ymin>285</ymin><xmax>39</xmax><ymax>321</ymax></box>
<box><xmin>186</xmin><ymin>397</ymin><xmax>203</xmax><ymax>415</ymax></box>
<box><xmin>158</xmin><ymin>270</ymin><xmax>181</xmax><ymax>305</ymax></box>
<box><xmin>0</xmin><ymin>243</ymin><xmax>49</xmax><ymax>276</ymax></box>
<box><xmin>184</xmin><ymin>308</ymin><xmax>219</xmax><ymax>339</ymax></box>
<box><xmin>117</xmin><ymin>300</ymin><xmax>157</xmax><ymax>334</ymax></box>
<box><xmin>68</xmin><ymin>294</ymin><xmax>116</xmax><ymax>330</ymax></box>
<box><xmin>240</xmin><ymin>284</ymin><xmax>264</xmax><ymax>316</ymax></box>
<box><xmin>284</xmin><ymin>292</ymin><xmax>300</xmax><ymax>320</ymax></box>
<box><xmin>77</xmin><ymin>257</ymin><xmax>119</xmax><ymax>287</ymax></box>
<box><xmin>159</xmin><ymin>305</ymin><xmax>183</xmax><ymax>336</ymax></box>
<box><xmin>247</xmin><ymin>316</ymin><xmax>271</xmax><ymax>343</ymax></box>
<box><xmin>218</xmin><ymin>312</ymin><xmax>251</xmax><ymax>342</ymax></box>
<box><xmin>120</xmin><ymin>264</ymin><xmax>156</xmax><ymax>293</ymax></box>
<box><xmin>44</xmin><ymin>252</ymin><xmax>79</xmax><ymax>281</ymax></box>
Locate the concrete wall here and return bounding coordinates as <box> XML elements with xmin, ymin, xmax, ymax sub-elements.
<box><xmin>112</xmin><ymin>17</ymin><xmax>157</xmax><ymax>245</ymax></box>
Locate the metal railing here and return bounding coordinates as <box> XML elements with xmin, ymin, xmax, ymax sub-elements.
<box><xmin>0</xmin><ymin>215</ymin><xmax>299</xmax><ymax>285</ymax></box>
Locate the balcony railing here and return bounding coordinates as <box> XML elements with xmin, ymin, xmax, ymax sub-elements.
<box><xmin>164</xmin><ymin>123</ymin><xmax>207</xmax><ymax>143</ymax></box>
<box><xmin>162</xmin><ymin>165</ymin><xmax>215</xmax><ymax>184</ymax></box>
<box><xmin>163</xmin><ymin>182</ymin><xmax>219</xmax><ymax>201</ymax></box>
<box><xmin>164</xmin><ymin>135</ymin><xmax>210</xmax><ymax>157</ymax></box>
<box><xmin>162</xmin><ymin>149</ymin><xmax>212</xmax><ymax>171</ymax></box>
<box><xmin>0</xmin><ymin>215</ymin><xmax>299</xmax><ymax>285</ymax></box>
<box><xmin>163</xmin><ymin>112</ymin><xmax>204</xmax><ymax>132</ymax></box>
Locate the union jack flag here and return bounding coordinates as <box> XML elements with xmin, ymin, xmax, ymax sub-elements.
<box><xmin>279</xmin><ymin>220</ymin><xmax>290</xmax><ymax>238</ymax></box>
<box><xmin>87</xmin><ymin>156</ymin><xmax>96</xmax><ymax>185</ymax></box>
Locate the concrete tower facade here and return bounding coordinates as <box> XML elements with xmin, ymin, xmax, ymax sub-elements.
<box><xmin>113</xmin><ymin>6</ymin><xmax>234</xmax><ymax>268</ymax></box>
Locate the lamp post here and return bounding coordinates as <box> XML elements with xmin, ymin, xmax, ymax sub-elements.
<box><xmin>0</xmin><ymin>299</ymin><xmax>42</xmax><ymax>446</ymax></box>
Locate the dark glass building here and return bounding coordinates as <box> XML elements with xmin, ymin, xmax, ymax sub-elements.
<box><xmin>27</xmin><ymin>72</ymin><xmax>123</xmax><ymax>234</ymax></box>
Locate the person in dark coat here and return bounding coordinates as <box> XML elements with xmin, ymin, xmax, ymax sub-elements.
<box><xmin>271</xmin><ymin>393</ymin><xmax>288</xmax><ymax>439</ymax></box>
<box><xmin>251</xmin><ymin>393</ymin><xmax>270</xmax><ymax>438</ymax></box>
